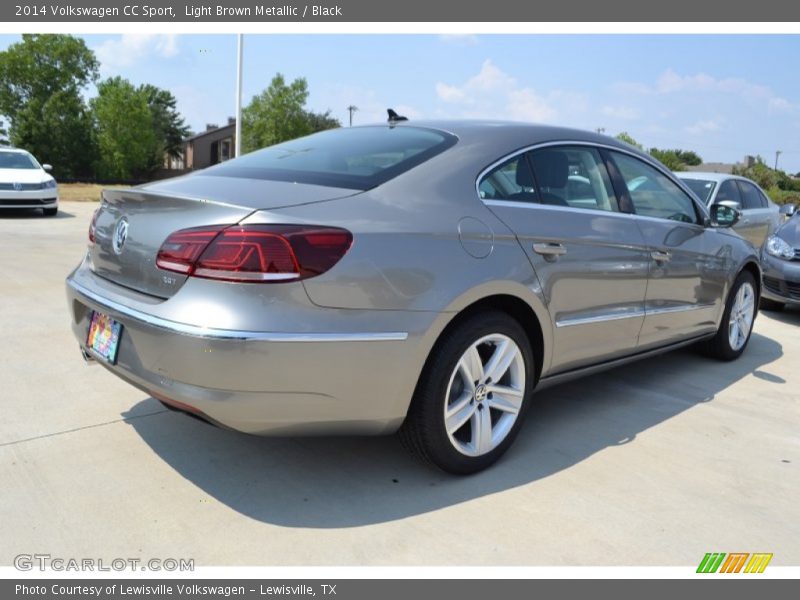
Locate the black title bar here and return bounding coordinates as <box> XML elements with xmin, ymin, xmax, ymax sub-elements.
<box><xmin>4</xmin><ymin>0</ymin><xmax>800</xmax><ymax>22</ymax></box>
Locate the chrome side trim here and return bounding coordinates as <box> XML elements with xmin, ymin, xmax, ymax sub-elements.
<box><xmin>556</xmin><ymin>309</ymin><xmax>645</xmax><ymax>328</ymax></box>
<box><xmin>645</xmin><ymin>303</ymin><xmax>716</xmax><ymax>316</ymax></box>
<box><xmin>67</xmin><ymin>279</ymin><xmax>408</xmax><ymax>343</ymax></box>
<box><xmin>555</xmin><ymin>303</ymin><xmax>716</xmax><ymax>328</ymax></box>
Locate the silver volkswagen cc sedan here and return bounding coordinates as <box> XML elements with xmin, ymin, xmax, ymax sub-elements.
<box><xmin>66</xmin><ymin>120</ymin><xmax>760</xmax><ymax>474</ymax></box>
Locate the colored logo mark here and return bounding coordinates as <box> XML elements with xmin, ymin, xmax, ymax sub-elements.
<box><xmin>697</xmin><ymin>552</ymin><xmax>773</xmax><ymax>573</ymax></box>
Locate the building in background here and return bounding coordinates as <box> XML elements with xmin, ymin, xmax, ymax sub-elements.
<box><xmin>182</xmin><ymin>117</ymin><xmax>237</xmax><ymax>170</ymax></box>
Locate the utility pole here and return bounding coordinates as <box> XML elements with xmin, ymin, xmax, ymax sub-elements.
<box><xmin>775</xmin><ymin>150</ymin><xmax>782</xmax><ymax>171</ymax></box>
<box><xmin>235</xmin><ymin>34</ymin><xmax>243</xmax><ymax>158</ymax></box>
<box><xmin>347</xmin><ymin>105</ymin><xmax>358</xmax><ymax>127</ymax></box>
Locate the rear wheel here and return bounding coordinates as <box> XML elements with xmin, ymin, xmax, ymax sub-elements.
<box><xmin>400</xmin><ymin>311</ymin><xmax>535</xmax><ymax>474</ymax></box>
<box><xmin>703</xmin><ymin>271</ymin><xmax>757</xmax><ymax>361</ymax></box>
<box><xmin>759</xmin><ymin>297</ymin><xmax>785</xmax><ymax>311</ymax></box>
<box><xmin>43</xmin><ymin>207</ymin><xmax>58</xmax><ymax>217</ymax></box>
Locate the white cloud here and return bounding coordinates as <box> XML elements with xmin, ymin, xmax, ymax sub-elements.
<box><xmin>618</xmin><ymin>68</ymin><xmax>795</xmax><ymax>112</ymax></box>
<box><xmin>94</xmin><ymin>35</ymin><xmax>180</xmax><ymax>74</ymax></box>
<box><xmin>434</xmin><ymin>59</ymin><xmax>576</xmax><ymax>123</ymax></box>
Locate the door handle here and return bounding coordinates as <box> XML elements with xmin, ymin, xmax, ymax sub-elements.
<box><xmin>651</xmin><ymin>250</ymin><xmax>671</xmax><ymax>263</ymax></box>
<box><xmin>533</xmin><ymin>243</ymin><xmax>567</xmax><ymax>257</ymax></box>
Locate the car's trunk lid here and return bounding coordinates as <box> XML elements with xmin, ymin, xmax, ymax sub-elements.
<box><xmin>90</xmin><ymin>176</ymin><xmax>361</xmax><ymax>299</ymax></box>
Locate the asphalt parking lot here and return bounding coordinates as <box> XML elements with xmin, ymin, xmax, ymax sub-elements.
<box><xmin>1</xmin><ymin>202</ymin><xmax>798</xmax><ymax>566</ymax></box>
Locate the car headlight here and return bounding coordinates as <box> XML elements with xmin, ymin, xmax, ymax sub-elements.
<box><xmin>42</xmin><ymin>179</ymin><xmax>57</xmax><ymax>189</ymax></box>
<box><xmin>764</xmin><ymin>235</ymin><xmax>795</xmax><ymax>260</ymax></box>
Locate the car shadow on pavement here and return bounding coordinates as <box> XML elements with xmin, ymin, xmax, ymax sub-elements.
<box><xmin>760</xmin><ymin>305</ymin><xmax>800</xmax><ymax>326</ymax></box>
<box><xmin>0</xmin><ymin>208</ymin><xmax>75</xmax><ymax>219</ymax></box>
<box><xmin>123</xmin><ymin>331</ymin><xmax>782</xmax><ymax>528</ymax></box>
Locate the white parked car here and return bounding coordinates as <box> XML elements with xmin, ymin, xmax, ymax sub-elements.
<box><xmin>0</xmin><ymin>148</ymin><xmax>58</xmax><ymax>216</ymax></box>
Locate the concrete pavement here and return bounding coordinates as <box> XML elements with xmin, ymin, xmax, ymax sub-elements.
<box><xmin>1</xmin><ymin>202</ymin><xmax>798</xmax><ymax>566</ymax></box>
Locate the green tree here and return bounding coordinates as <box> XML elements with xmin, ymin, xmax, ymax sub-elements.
<box><xmin>732</xmin><ymin>156</ymin><xmax>779</xmax><ymax>191</ymax></box>
<box><xmin>614</xmin><ymin>132</ymin><xmax>643</xmax><ymax>149</ymax></box>
<box><xmin>0</xmin><ymin>34</ymin><xmax>99</xmax><ymax>176</ymax></box>
<box><xmin>139</xmin><ymin>84</ymin><xmax>190</xmax><ymax>171</ymax></box>
<box><xmin>0</xmin><ymin>119</ymin><xmax>8</xmax><ymax>146</ymax></box>
<box><xmin>91</xmin><ymin>77</ymin><xmax>157</xmax><ymax>180</ymax></box>
<box><xmin>242</xmin><ymin>73</ymin><xmax>339</xmax><ymax>152</ymax></box>
<box><xmin>649</xmin><ymin>149</ymin><xmax>684</xmax><ymax>171</ymax></box>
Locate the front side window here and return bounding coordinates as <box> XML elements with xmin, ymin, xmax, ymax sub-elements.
<box><xmin>715</xmin><ymin>179</ymin><xmax>742</xmax><ymax>206</ymax></box>
<box><xmin>610</xmin><ymin>152</ymin><xmax>699</xmax><ymax>224</ymax></box>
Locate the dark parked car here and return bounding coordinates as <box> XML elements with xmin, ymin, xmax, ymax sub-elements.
<box><xmin>760</xmin><ymin>204</ymin><xmax>800</xmax><ymax>310</ymax></box>
<box><xmin>66</xmin><ymin>120</ymin><xmax>761</xmax><ymax>474</ymax></box>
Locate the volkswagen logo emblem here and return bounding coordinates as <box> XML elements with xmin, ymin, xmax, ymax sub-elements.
<box><xmin>112</xmin><ymin>218</ymin><xmax>129</xmax><ymax>255</ymax></box>
<box><xmin>13</xmin><ymin>182</ymin><xmax>23</xmax><ymax>191</ymax></box>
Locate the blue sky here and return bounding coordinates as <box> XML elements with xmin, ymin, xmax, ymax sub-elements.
<box><xmin>2</xmin><ymin>34</ymin><xmax>800</xmax><ymax>172</ymax></box>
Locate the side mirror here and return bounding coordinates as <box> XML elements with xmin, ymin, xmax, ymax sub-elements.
<box><xmin>42</xmin><ymin>164</ymin><xmax>53</xmax><ymax>172</ymax></box>
<box><xmin>710</xmin><ymin>203</ymin><xmax>741</xmax><ymax>228</ymax></box>
<box><xmin>779</xmin><ymin>203</ymin><xmax>796</xmax><ymax>217</ymax></box>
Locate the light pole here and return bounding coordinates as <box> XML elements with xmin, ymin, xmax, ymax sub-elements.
<box><xmin>347</xmin><ymin>105</ymin><xmax>358</xmax><ymax>127</ymax></box>
<box><xmin>775</xmin><ymin>150</ymin><xmax>782</xmax><ymax>171</ymax></box>
<box><xmin>235</xmin><ymin>34</ymin><xmax>243</xmax><ymax>158</ymax></box>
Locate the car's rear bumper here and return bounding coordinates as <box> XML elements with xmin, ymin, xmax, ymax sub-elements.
<box><xmin>761</xmin><ymin>252</ymin><xmax>800</xmax><ymax>305</ymax></box>
<box><xmin>66</xmin><ymin>258</ymin><xmax>437</xmax><ymax>435</ymax></box>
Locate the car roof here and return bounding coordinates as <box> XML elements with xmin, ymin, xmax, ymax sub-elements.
<box><xmin>676</xmin><ymin>172</ymin><xmax>743</xmax><ymax>183</ymax></box>
<box><xmin>357</xmin><ymin>119</ymin><xmax>643</xmax><ymax>155</ymax></box>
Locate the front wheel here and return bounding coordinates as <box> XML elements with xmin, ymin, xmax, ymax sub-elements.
<box><xmin>400</xmin><ymin>311</ymin><xmax>535</xmax><ymax>474</ymax></box>
<box><xmin>43</xmin><ymin>207</ymin><xmax>58</xmax><ymax>217</ymax></box>
<box><xmin>703</xmin><ymin>271</ymin><xmax>757</xmax><ymax>361</ymax></box>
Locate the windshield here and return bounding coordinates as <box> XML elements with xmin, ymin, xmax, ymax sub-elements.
<box><xmin>207</xmin><ymin>126</ymin><xmax>457</xmax><ymax>190</ymax></box>
<box><xmin>0</xmin><ymin>151</ymin><xmax>39</xmax><ymax>170</ymax></box>
<box><xmin>681</xmin><ymin>178</ymin><xmax>716</xmax><ymax>203</ymax></box>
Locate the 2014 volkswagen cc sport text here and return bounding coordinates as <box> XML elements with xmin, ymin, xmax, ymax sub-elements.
<box><xmin>66</xmin><ymin>120</ymin><xmax>761</xmax><ymax>474</ymax></box>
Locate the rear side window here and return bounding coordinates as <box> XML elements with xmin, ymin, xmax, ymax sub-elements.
<box><xmin>530</xmin><ymin>146</ymin><xmax>618</xmax><ymax>212</ymax></box>
<box><xmin>478</xmin><ymin>155</ymin><xmax>536</xmax><ymax>202</ymax></box>
<box><xmin>207</xmin><ymin>126</ymin><xmax>457</xmax><ymax>190</ymax></box>
<box><xmin>609</xmin><ymin>152</ymin><xmax>699</xmax><ymax>224</ymax></box>
<box><xmin>737</xmin><ymin>181</ymin><xmax>765</xmax><ymax>210</ymax></box>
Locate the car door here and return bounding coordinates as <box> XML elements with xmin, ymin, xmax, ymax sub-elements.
<box><xmin>481</xmin><ymin>144</ymin><xmax>650</xmax><ymax>373</ymax></box>
<box><xmin>737</xmin><ymin>180</ymin><xmax>773</xmax><ymax>247</ymax></box>
<box><xmin>606</xmin><ymin>151</ymin><xmax>724</xmax><ymax>348</ymax></box>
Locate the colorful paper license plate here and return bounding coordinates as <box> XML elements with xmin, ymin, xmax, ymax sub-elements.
<box><xmin>87</xmin><ymin>311</ymin><xmax>123</xmax><ymax>364</ymax></box>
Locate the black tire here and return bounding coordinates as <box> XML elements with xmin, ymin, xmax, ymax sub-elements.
<box><xmin>43</xmin><ymin>207</ymin><xmax>58</xmax><ymax>217</ymax></box>
<box><xmin>399</xmin><ymin>310</ymin><xmax>536</xmax><ymax>475</ymax></box>
<box><xmin>702</xmin><ymin>271</ymin><xmax>758</xmax><ymax>361</ymax></box>
<box><xmin>759</xmin><ymin>297</ymin><xmax>785</xmax><ymax>312</ymax></box>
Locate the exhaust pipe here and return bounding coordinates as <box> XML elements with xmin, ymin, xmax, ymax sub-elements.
<box><xmin>80</xmin><ymin>347</ymin><xmax>97</xmax><ymax>365</ymax></box>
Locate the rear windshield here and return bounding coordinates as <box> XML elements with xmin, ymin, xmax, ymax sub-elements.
<box><xmin>206</xmin><ymin>126</ymin><xmax>457</xmax><ymax>190</ymax></box>
<box><xmin>0</xmin><ymin>151</ymin><xmax>39</xmax><ymax>169</ymax></box>
<box><xmin>681</xmin><ymin>178</ymin><xmax>716</xmax><ymax>203</ymax></box>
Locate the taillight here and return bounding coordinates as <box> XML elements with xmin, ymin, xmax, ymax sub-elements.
<box><xmin>156</xmin><ymin>225</ymin><xmax>353</xmax><ymax>283</ymax></box>
<box><xmin>88</xmin><ymin>209</ymin><xmax>100</xmax><ymax>245</ymax></box>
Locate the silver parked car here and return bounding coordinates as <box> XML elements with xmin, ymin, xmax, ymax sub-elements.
<box><xmin>66</xmin><ymin>120</ymin><xmax>760</xmax><ymax>474</ymax></box>
<box><xmin>677</xmin><ymin>172</ymin><xmax>781</xmax><ymax>248</ymax></box>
